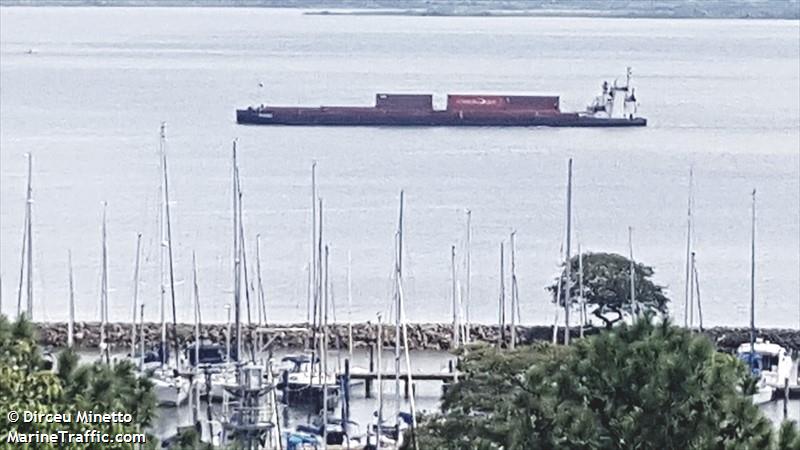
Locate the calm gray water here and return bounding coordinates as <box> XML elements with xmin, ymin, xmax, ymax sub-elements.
<box><xmin>1</xmin><ymin>8</ymin><xmax>798</xmax><ymax>330</ymax></box>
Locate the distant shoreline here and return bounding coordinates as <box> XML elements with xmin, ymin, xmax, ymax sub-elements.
<box><xmin>1</xmin><ymin>3</ymin><xmax>798</xmax><ymax>21</ymax></box>
<box><xmin>303</xmin><ymin>9</ymin><xmax>799</xmax><ymax>20</ymax></box>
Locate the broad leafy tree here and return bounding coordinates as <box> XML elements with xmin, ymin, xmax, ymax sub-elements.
<box><xmin>548</xmin><ymin>252</ymin><xmax>669</xmax><ymax>329</ymax></box>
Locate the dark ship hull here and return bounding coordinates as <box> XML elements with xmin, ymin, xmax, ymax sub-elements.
<box><xmin>236</xmin><ymin>92</ymin><xmax>647</xmax><ymax>128</ymax></box>
<box><xmin>236</xmin><ymin>108</ymin><xmax>646</xmax><ymax>127</ymax></box>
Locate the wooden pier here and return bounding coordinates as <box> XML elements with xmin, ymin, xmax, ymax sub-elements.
<box><xmin>336</xmin><ymin>356</ymin><xmax>460</xmax><ymax>400</ymax></box>
<box><xmin>341</xmin><ymin>371</ymin><xmax>458</xmax><ymax>399</ymax></box>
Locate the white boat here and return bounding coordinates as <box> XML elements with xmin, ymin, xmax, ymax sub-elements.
<box><xmin>737</xmin><ymin>339</ymin><xmax>794</xmax><ymax>389</ymax></box>
<box><xmin>276</xmin><ymin>354</ymin><xmax>340</xmax><ymax>411</ymax></box>
<box><xmin>195</xmin><ymin>366</ymin><xmax>237</xmax><ymax>401</ymax></box>
<box><xmin>150</xmin><ymin>368</ymin><xmax>190</xmax><ymax>407</ymax></box>
<box><xmin>736</xmin><ymin>193</ymin><xmax>788</xmax><ymax>406</ymax></box>
<box><xmin>749</xmin><ymin>376</ymin><xmax>775</xmax><ymax>405</ymax></box>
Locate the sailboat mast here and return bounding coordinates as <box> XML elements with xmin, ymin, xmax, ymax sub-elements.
<box><xmin>564</xmin><ymin>158</ymin><xmax>573</xmax><ymax>345</ymax></box>
<box><xmin>683</xmin><ymin>168</ymin><xmax>693</xmax><ymax>328</ymax></box>
<box><xmin>68</xmin><ymin>250</ymin><xmax>75</xmax><ymax>349</ymax></box>
<box><xmin>347</xmin><ymin>250</ymin><xmax>353</xmax><ymax>361</ymax></box>
<box><xmin>464</xmin><ymin>209</ymin><xmax>471</xmax><ymax>344</ymax></box>
<box><xmin>162</xmin><ymin>125</ymin><xmax>179</xmax><ymax>370</ymax></box>
<box><xmin>225</xmin><ymin>304</ymin><xmax>231</xmax><ymax>364</ymax></box>
<box><xmin>131</xmin><ymin>233</ymin><xmax>142</xmax><ymax>357</ymax></box>
<box><xmin>692</xmin><ymin>252</ymin><xmax>703</xmax><ymax>331</ymax></box>
<box><xmin>239</xmin><ymin>211</ymin><xmax>252</xmax><ymax>330</ymax></box>
<box><xmin>629</xmin><ymin>226</ymin><xmax>637</xmax><ymax>318</ymax></box>
<box><xmin>100</xmin><ymin>202</ymin><xmax>109</xmax><ymax>363</ymax></box>
<box><xmin>310</xmin><ymin>162</ymin><xmax>317</xmax><ymax>327</ymax></box>
<box><xmin>578</xmin><ymin>244</ymin><xmax>585</xmax><ymax>338</ymax></box>
<box><xmin>139</xmin><ymin>303</ymin><xmax>145</xmax><ymax>370</ymax></box>
<box><xmin>552</xmin><ymin>243</ymin><xmax>563</xmax><ymax>344</ymax></box>
<box><xmin>256</xmin><ymin>234</ymin><xmax>266</xmax><ymax>326</ymax></box>
<box><xmin>159</xmin><ymin>124</ymin><xmax>168</xmax><ymax>367</ymax></box>
<box><xmin>376</xmin><ymin>312</ymin><xmax>383</xmax><ymax>450</ymax></box>
<box><xmin>316</xmin><ymin>198</ymin><xmax>323</xmax><ymax>381</ymax></box>
<box><xmin>15</xmin><ymin>206</ymin><xmax>28</xmax><ymax>318</ymax></box>
<box><xmin>322</xmin><ymin>245</ymin><xmax>330</xmax><ymax>449</ymax></box>
<box><xmin>395</xmin><ymin>190</ymin><xmax>404</xmax><ymax>431</ymax></box>
<box><xmin>232</xmin><ymin>140</ymin><xmax>241</xmax><ymax>363</ymax></box>
<box><xmin>451</xmin><ymin>245</ymin><xmax>458</xmax><ymax>348</ymax></box>
<box><xmin>192</xmin><ymin>252</ymin><xmax>201</xmax><ymax>421</ymax></box>
<box><xmin>25</xmin><ymin>153</ymin><xmax>33</xmax><ymax>319</ymax></box>
<box><xmin>689</xmin><ymin>244</ymin><xmax>696</xmax><ymax>329</ymax></box>
<box><xmin>398</xmin><ymin>278</ymin><xmax>419</xmax><ymax>450</ymax></box>
<box><xmin>236</xmin><ymin>161</ymin><xmax>255</xmax><ymax>362</ymax></box>
<box><xmin>510</xmin><ymin>231</ymin><xmax>517</xmax><ymax>349</ymax></box>
<box><xmin>498</xmin><ymin>242</ymin><xmax>505</xmax><ymax>346</ymax></box>
<box><xmin>750</xmin><ymin>189</ymin><xmax>756</xmax><ymax>357</ymax></box>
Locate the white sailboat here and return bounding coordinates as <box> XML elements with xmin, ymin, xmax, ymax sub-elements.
<box><xmin>735</xmin><ymin>189</ymin><xmax>787</xmax><ymax>405</ymax></box>
<box><xmin>148</xmin><ymin>123</ymin><xmax>189</xmax><ymax>407</ymax></box>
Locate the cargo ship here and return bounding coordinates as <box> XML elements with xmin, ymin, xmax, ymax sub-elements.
<box><xmin>236</xmin><ymin>68</ymin><xmax>646</xmax><ymax>127</ymax></box>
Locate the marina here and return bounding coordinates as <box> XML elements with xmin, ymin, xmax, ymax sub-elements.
<box><xmin>1</xmin><ymin>3</ymin><xmax>799</xmax><ymax>449</ymax></box>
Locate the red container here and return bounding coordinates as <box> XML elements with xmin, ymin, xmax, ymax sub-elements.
<box><xmin>447</xmin><ymin>95</ymin><xmax>507</xmax><ymax>110</ymax></box>
<box><xmin>504</xmin><ymin>96</ymin><xmax>560</xmax><ymax>111</ymax></box>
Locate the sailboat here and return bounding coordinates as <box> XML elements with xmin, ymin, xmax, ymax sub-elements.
<box><xmin>278</xmin><ymin>196</ymin><xmax>340</xmax><ymax>412</ymax></box>
<box><xmin>736</xmin><ymin>190</ymin><xmax>791</xmax><ymax>404</ymax></box>
<box><xmin>287</xmin><ymin>245</ymin><xmax>367</xmax><ymax>449</ymax></box>
<box><xmin>368</xmin><ymin>191</ymin><xmax>417</xmax><ymax>449</ymax></box>
<box><xmin>146</xmin><ymin>123</ymin><xmax>189</xmax><ymax>407</ymax></box>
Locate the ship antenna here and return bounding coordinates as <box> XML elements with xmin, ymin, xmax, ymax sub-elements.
<box><xmin>626</xmin><ymin>67</ymin><xmax>632</xmax><ymax>88</ymax></box>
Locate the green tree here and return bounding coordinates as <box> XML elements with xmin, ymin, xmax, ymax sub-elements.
<box><xmin>409</xmin><ymin>317</ymin><xmax>800</xmax><ymax>450</ymax></box>
<box><xmin>548</xmin><ymin>252</ymin><xmax>669</xmax><ymax>329</ymax></box>
<box><xmin>0</xmin><ymin>314</ymin><xmax>158</xmax><ymax>449</ymax></box>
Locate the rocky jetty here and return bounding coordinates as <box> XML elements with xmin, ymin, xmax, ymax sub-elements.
<box><xmin>32</xmin><ymin>321</ymin><xmax>800</xmax><ymax>354</ymax></box>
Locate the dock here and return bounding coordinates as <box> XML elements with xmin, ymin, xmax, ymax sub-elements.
<box><xmin>341</xmin><ymin>371</ymin><xmax>458</xmax><ymax>399</ymax></box>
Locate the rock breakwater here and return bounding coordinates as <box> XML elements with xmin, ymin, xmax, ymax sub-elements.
<box><xmin>32</xmin><ymin>321</ymin><xmax>800</xmax><ymax>354</ymax></box>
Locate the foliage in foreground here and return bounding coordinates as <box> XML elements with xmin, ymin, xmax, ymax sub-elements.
<box><xmin>407</xmin><ymin>317</ymin><xmax>800</xmax><ymax>450</ymax></box>
<box><xmin>0</xmin><ymin>314</ymin><xmax>158</xmax><ymax>449</ymax></box>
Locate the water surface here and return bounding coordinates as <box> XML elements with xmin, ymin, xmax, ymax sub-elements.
<box><xmin>1</xmin><ymin>8</ymin><xmax>798</xmax><ymax>329</ymax></box>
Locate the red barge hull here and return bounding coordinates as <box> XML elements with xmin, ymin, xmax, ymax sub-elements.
<box><xmin>236</xmin><ymin>93</ymin><xmax>647</xmax><ymax>127</ymax></box>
